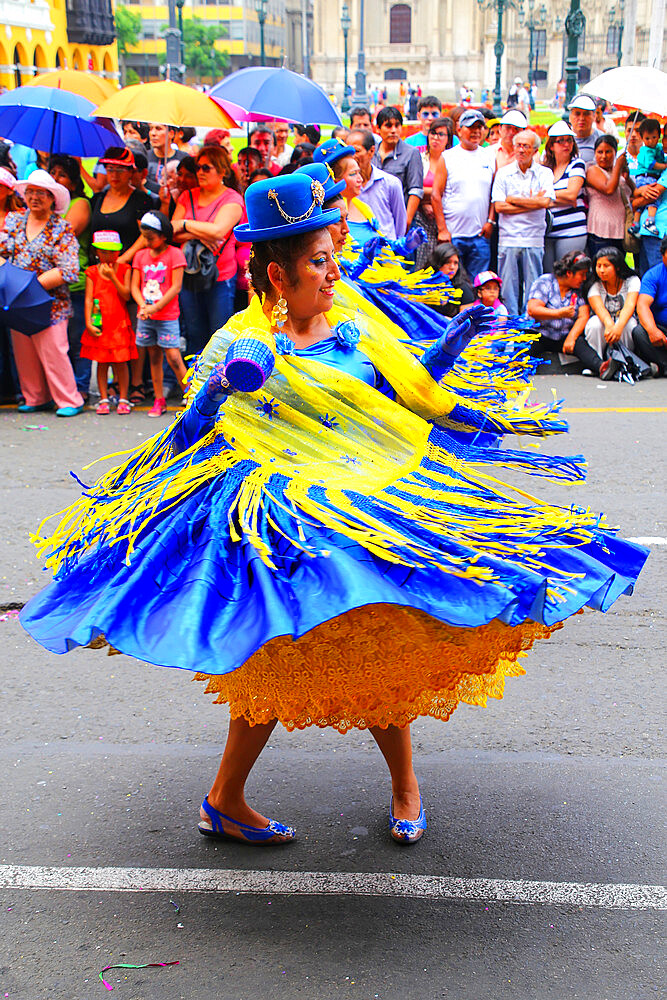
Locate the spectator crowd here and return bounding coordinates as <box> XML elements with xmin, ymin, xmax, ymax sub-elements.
<box><xmin>0</xmin><ymin>90</ymin><xmax>665</xmax><ymax>417</ymax></box>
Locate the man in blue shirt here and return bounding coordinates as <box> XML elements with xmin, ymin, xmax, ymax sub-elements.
<box><xmin>634</xmin><ymin>234</ymin><xmax>667</xmax><ymax>374</ymax></box>
<box><xmin>347</xmin><ymin>128</ymin><xmax>407</xmax><ymax>239</ymax></box>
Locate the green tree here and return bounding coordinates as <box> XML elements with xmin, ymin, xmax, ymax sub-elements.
<box><xmin>161</xmin><ymin>17</ymin><xmax>230</xmax><ymax>84</ymax></box>
<box><xmin>115</xmin><ymin>7</ymin><xmax>141</xmax><ymax>86</ymax></box>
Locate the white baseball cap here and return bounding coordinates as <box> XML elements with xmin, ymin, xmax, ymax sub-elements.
<box><xmin>500</xmin><ymin>110</ymin><xmax>528</xmax><ymax>129</ymax></box>
<box><xmin>514</xmin><ymin>77</ymin><xmax>523</xmax><ymax>85</ymax></box>
<box><xmin>547</xmin><ymin>121</ymin><xmax>576</xmax><ymax>139</ymax></box>
<box><xmin>569</xmin><ymin>94</ymin><xmax>596</xmax><ymax>112</ymax></box>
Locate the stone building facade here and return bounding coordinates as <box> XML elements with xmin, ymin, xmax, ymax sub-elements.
<box><xmin>311</xmin><ymin>0</ymin><xmax>667</xmax><ymax>105</ymax></box>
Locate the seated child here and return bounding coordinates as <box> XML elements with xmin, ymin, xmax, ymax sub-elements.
<box><xmin>466</xmin><ymin>270</ymin><xmax>509</xmax><ymax>353</ymax></box>
<box><xmin>464</xmin><ymin>270</ymin><xmax>508</xmax><ymax>319</ymax></box>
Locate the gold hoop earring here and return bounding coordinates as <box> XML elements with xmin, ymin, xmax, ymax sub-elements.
<box><xmin>271</xmin><ymin>295</ymin><xmax>288</xmax><ymax>332</ymax></box>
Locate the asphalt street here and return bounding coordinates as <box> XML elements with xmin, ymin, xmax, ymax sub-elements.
<box><xmin>0</xmin><ymin>375</ymin><xmax>665</xmax><ymax>1000</ymax></box>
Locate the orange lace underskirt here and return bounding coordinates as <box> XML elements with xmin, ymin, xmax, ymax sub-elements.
<box><xmin>195</xmin><ymin>604</ymin><xmax>560</xmax><ymax>733</ymax></box>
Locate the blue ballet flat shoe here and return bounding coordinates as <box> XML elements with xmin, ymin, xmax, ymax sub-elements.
<box><xmin>389</xmin><ymin>798</ymin><xmax>427</xmax><ymax>844</ymax></box>
<box><xmin>55</xmin><ymin>405</ymin><xmax>84</xmax><ymax>417</ymax></box>
<box><xmin>198</xmin><ymin>796</ymin><xmax>296</xmax><ymax>845</ymax></box>
<box><xmin>17</xmin><ymin>402</ymin><xmax>54</xmax><ymax>413</ymax></box>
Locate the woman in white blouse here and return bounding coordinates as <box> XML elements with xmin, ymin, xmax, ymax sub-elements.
<box><xmin>585</xmin><ymin>246</ymin><xmax>640</xmax><ymax>358</ymax></box>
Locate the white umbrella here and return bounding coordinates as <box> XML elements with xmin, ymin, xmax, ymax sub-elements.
<box><xmin>582</xmin><ymin>66</ymin><xmax>667</xmax><ymax>116</ymax></box>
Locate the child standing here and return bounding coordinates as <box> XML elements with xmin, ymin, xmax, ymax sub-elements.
<box><xmin>629</xmin><ymin>118</ymin><xmax>666</xmax><ymax>236</ymax></box>
<box><xmin>82</xmin><ymin>230</ymin><xmax>136</xmax><ymax>416</ymax></box>
<box><xmin>131</xmin><ymin>211</ymin><xmax>187</xmax><ymax>418</ymax></box>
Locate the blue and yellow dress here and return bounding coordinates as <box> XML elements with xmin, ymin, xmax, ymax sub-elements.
<box><xmin>20</xmin><ymin>297</ymin><xmax>648</xmax><ymax>733</ymax></box>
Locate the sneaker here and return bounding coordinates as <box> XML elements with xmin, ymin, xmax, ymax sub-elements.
<box><xmin>148</xmin><ymin>396</ymin><xmax>167</xmax><ymax>417</ymax></box>
<box><xmin>599</xmin><ymin>358</ymin><xmax>622</xmax><ymax>381</ymax></box>
<box><xmin>95</xmin><ymin>399</ymin><xmax>110</xmax><ymax>415</ymax></box>
<box><xmin>627</xmin><ymin>222</ymin><xmax>641</xmax><ymax>235</ymax></box>
<box><xmin>116</xmin><ymin>399</ymin><xmax>132</xmax><ymax>415</ymax></box>
<box><xmin>643</xmin><ymin>218</ymin><xmax>660</xmax><ymax>236</ymax></box>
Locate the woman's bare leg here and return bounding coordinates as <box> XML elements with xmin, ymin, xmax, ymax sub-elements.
<box><xmin>370</xmin><ymin>724</ymin><xmax>422</xmax><ymax>820</ymax></box>
<box><xmin>202</xmin><ymin>716</ymin><xmax>284</xmax><ymax>833</ymax></box>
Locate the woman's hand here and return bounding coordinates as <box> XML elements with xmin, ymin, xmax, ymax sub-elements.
<box><xmin>562</xmin><ymin>331</ymin><xmax>578</xmax><ymax>354</ymax></box>
<box><xmin>605</xmin><ymin>322</ymin><xmax>622</xmax><ymax>345</ymax></box>
<box><xmin>199</xmin><ymin>236</ymin><xmax>220</xmax><ymax>253</ymax></box>
<box><xmin>558</xmin><ymin>302</ymin><xmax>577</xmax><ymax>320</ymax></box>
<box><xmin>205</xmin><ymin>363</ymin><xmax>233</xmax><ymax>403</ymax></box>
<box><xmin>192</xmin><ymin>363</ymin><xmax>234</xmax><ymax>418</ymax></box>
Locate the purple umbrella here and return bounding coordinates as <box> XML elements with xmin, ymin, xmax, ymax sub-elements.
<box><xmin>209</xmin><ymin>68</ymin><xmax>342</xmax><ymax>126</ymax></box>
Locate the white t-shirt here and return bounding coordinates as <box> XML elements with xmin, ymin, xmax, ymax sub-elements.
<box><xmin>275</xmin><ymin>145</ymin><xmax>294</xmax><ymax>168</ymax></box>
<box><xmin>441</xmin><ymin>144</ymin><xmax>496</xmax><ymax>239</ymax></box>
<box><xmin>492</xmin><ymin>160</ymin><xmax>556</xmax><ymax>248</ymax></box>
<box><xmin>587</xmin><ymin>276</ymin><xmax>641</xmax><ymax>319</ymax></box>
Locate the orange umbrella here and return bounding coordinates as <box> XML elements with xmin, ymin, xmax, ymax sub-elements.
<box><xmin>93</xmin><ymin>81</ymin><xmax>238</xmax><ymax>130</ymax></box>
<box><xmin>25</xmin><ymin>70</ymin><xmax>117</xmax><ymax>105</ymax></box>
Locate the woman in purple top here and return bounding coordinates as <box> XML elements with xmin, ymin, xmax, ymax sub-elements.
<box><xmin>526</xmin><ymin>250</ymin><xmax>615</xmax><ymax>379</ymax></box>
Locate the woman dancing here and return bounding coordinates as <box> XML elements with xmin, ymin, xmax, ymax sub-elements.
<box><xmin>21</xmin><ymin>174</ymin><xmax>648</xmax><ymax>847</ymax></box>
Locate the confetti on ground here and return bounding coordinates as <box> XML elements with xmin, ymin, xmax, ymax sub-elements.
<box><xmin>22</xmin><ymin>425</ymin><xmax>49</xmax><ymax>431</ymax></box>
<box><xmin>0</xmin><ymin>610</ymin><xmax>19</xmax><ymax>622</ymax></box>
<box><xmin>99</xmin><ymin>960</ymin><xmax>179</xmax><ymax>992</ymax></box>
<box><xmin>169</xmin><ymin>899</ymin><xmax>180</xmax><ymax>914</ymax></box>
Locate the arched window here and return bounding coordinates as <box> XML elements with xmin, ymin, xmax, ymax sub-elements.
<box><xmin>389</xmin><ymin>4</ymin><xmax>411</xmax><ymax>44</ymax></box>
<box><xmin>13</xmin><ymin>46</ymin><xmax>24</xmax><ymax>88</ymax></box>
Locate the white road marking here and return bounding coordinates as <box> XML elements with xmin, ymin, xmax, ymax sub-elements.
<box><xmin>626</xmin><ymin>537</ymin><xmax>667</xmax><ymax>546</ymax></box>
<box><xmin>0</xmin><ymin>865</ymin><xmax>664</xmax><ymax>910</ymax></box>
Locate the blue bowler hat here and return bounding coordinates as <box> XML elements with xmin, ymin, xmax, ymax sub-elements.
<box><xmin>296</xmin><ymin>161</ymin><xmax>345</xmax><ymax>205</ymax></box>
<box><xmin>313</xmin><ymin>136</ymin><xmax>356</xmax><ymax>167</ymax></box>
<box><xmin>234</xmin><ymin>173</ymin><xmax>341</xmax><ymax>243</ymax></box>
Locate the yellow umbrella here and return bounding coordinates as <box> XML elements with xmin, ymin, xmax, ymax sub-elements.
<box><xmin>93</xmin><ymin>80</ymin><xmax>238</xmax><ymax>130</ymax></box>
<box><xmin>25</xmin><ymin>69</ymin><xmax>117</xmax><ymax>104</ymax></box>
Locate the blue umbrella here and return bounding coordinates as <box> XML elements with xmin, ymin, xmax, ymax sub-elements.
<box><xmin>0</xmin><ymin>261</ymin><xmax>53</xmax><ymax>336</ymax></box>
<box><xmin>209</xmin><ymin>68</ymin><xmax>342</xmax><ymax>126</ymax></box>
<box><xmin>0</xmin><ymin>86</ymin><xmax>118</xmax><ymax>156</ymax></box>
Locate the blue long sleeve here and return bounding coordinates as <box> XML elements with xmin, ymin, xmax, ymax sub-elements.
<box><xmin>171</xmin><ymin>384</ymin><xmax>228</xmax><ymax>455</ymax></box>
<box><xmin>420</xmin><ymin>303</ymin><xmax>496</xmax><ymax>382</ymax></box>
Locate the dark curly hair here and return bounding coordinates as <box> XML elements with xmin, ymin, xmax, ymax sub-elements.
<box><xmin>48</xmin><ymin>154</ymin><xmax>85</xmax><ymax>198</ymax></box>
<box><xmin>553</xmin><ymin>250</ymin><xmax>591</xmax><ymax>277</ymax></box>
<box><xmin>248</xmin><ymin>230</ymin><xmax>324</xmax><ymax>297</ymax></box>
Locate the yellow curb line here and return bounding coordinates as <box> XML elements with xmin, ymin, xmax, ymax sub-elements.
<box><xmin>563</xmin><ymin>407</ymin><xmax>667</xmax><ymax>413</ymax></box>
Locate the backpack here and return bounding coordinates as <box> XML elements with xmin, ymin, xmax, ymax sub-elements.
<box><xmin>182</xmin><ymin>191</ymin><xmax>232</xmax><ymax>292</ymax></box>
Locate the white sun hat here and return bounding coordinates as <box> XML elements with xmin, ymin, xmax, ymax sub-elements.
<box><xmin>15</xmin><ymin>169</ymin><xmax>70</xmax><ymax>214</ymax></box>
